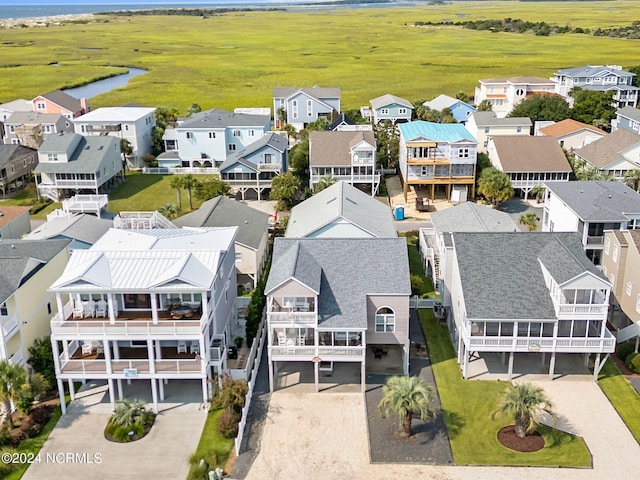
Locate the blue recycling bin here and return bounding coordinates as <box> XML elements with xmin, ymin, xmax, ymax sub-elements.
<box><xmin>395</xmin><ymin>206</ymin><xmax>405</xmax><ymax>220</ymax></box>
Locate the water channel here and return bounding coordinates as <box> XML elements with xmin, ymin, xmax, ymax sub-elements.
<box><xmin>64</xmin><ymin>67</ymin><xmax>148</xmax><ymax>99</ymax></box>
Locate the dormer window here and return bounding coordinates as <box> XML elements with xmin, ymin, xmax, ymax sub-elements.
<box><xmin>36</xmin><ymin>102</ymin><xmax>46</xmax><ymax>110</ymax></box>
<box><xmin>233</xmin><ymin>129</ymin><xmax>241</xmax><ymax>137</ymax></box>
<box><xmin>47</xmin><ymin>153</ymin><xmax>58</xmax><ymax>162</ymax></box>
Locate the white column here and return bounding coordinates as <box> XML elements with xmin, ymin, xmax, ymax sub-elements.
<box><xmin>462</xmin><ymin>344</ymin><xmax>469</xmax><ymax>379</ymax></box>
<box><xmin>201</xmin><ymin>378</ymin><xmax>208</xmax><ymax>403</ymax></box>
<box><xmin>151</xmin><ymin>379</ymin><xmax>158</xmax><ymax>414</ymax></box>
<box><xmin>508</xmin><ymin>352</ymin><xmax>514</xmax><ymax>381</ymax></box>
<box><xmin>57</xmin><ymin>378</ymin><xmax>66</xmax><ymax>414</ymax></box>
<box><xmin>107</xmin><ymin>378</ymin><xmax>116</xmax><ymax>411</ymax></box>
<box><xmin>51</xmin><ymin>337</ymin><xmax>62</xmax><ymax>375</ymax></box>
<box><xmin>549</xmin><ymin>352</ymin><xmax>557</xmax><ymax>380</ymax></box>
<box><xmin>457</xmin><ymin>336</ymin><xmax>464</xmax><ymax>364</ymax></box>
<box><xmin>147</xmin><ymin>339</ymin><xmax>156</xmax><ymax>374</ymax></box>
<box><xmin>150</xmin><ymin>294</ymin><xmax>159</xmax><ymax>324</ymax></box>
<box><xmin>159</xmin><ymin>379</ymin><xmax>165</xmax><ymax>401</ymax></box>
<box><xmin>107</xmin><ymin>294</ymin><xmax>116</xmax><ymax>324</ymax></box>
<box><xmin>117</xmin><ymin>380</ymin><xmax>123</xmax><ymax>401</ymax></box>
<box><xmin>67</xmin><ymin>379</ymin><xmax>75</xmax><ymax>401</ymax></box>
<box><xmin>55</xmin><ymin>293</ymin><xmax>64</xmax><ymax>321</ymax></box>
<box><xmin>403</xmin><ymin>342</ymin><xmax>409</xmax><ymax>374</ymax></box>
<box><xmin>268</xmin><ymin>355</ymin><xmax>274</xmax><ymax>393</ymax></box>
<box><xmin>314</xmin><ymin>361</ymin><xmax>319</xmax><ymax>393</ymax></box>
<box><xmin>593</xmin><ymin>353</ymin><xmax>601</xmax><ymax>381</ymax></box>
<box><xmin>361</xmin><ymin>361</ymin><xmax>366</xmax><ymax>393</ymax></box>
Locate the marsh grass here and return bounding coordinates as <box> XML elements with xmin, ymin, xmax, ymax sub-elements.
<box><xmin>1</xmin><ymin>2</ymin><xmax>639</xmax><ymax>110</ymax></box>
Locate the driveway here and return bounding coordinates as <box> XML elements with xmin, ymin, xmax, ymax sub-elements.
<box><xmin>243</xmin><ymin>374</ymin><xmax>640</xmax><ymax>480</ymax></box>
<box><xmin>23</xmin><ymin>380</ymin><xmax>207</xmax><ymax>480</ymax></box>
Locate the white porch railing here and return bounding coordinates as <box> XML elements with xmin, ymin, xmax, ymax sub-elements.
<box><xmin>466</xmin><ymin>333</ymin><xmax>616</xmax><ymax>353</ymax></box>
<box><xmin>48</xmin><ymin>179</ymin><xmax>98</xmax><ymax>188</ymax></box>
<box><xmin>62</xmin><ymin>194</ymin><xmax>108</xmax><ymax>215</ymax></box>
<box><xmin>50</xmin><ymin>319</ymin><xmax>204</xmax><ymax>337</ymax></box>
<box><xmin>142</xmin><ymin>167</ymin><xmax>220</xmax><ymax>175</ymax></box>
<box><xmin>257</xmin><ymin>164</ymin><xmax>281</xmax><ymax>171</ymax></box>
<box><xmin>58</xmin><ymin>357</ymin><xmax>204</xmax><ymax>376</ymax></box>
<box><xmin>1</xmin><ymin>314</ymin><xmax>19</xmax><ymax>338</ymax></box>
<box><xmin>268</xmin><ymin>311</ymin><xmax>317</xmax><ymax>325</ymax></box>
<box><xmin>269</xmin><ymin>345</ymin><xmax>365</xmax><ymax>360</ymax></box>
<box><xmin>557</xmin><ymin>304</ymin><xmax>608</xmax><ymax>319</ymax></box>
<box><xmin>114</xmin><ymin>211</ymin><xmax>175</xmax><ymax>229</ymax></box>
<box><xmin>8</xmin><ymin>347</ymin><xmax>24</xmax><ymax>366</ymax></box>
<box><xmin>409</xmin><ymin>295</ymin><xmax>440</xmax><ymax>309</ymax></box>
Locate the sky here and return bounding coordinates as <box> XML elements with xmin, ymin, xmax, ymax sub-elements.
<box><xmin>0</xmin><ymin>1</ymin><xmax>215</xmax><ymax>5</ymax></box>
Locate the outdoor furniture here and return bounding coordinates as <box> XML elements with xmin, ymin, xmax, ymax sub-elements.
<box><xmin>73</xmin><ymin>304</ymin><xmax>84</xmax><ymax>319</ymax></box>
<box><xmin>83</xmin><ymin>300</ymin><xmax>96</xmax><ymax>318</ymax></box>
<box><xmin>96</xmin><ymin>342</ymin><xmax>104</xmax><ymax>355</ymax></box>
<box><xmin>415</xmin><ymin>198</ymin><xmax>430</xmax><ymax>212</ymax></box>
<box><xmin>171</xmin><ymin>305</ymin><xmax>193</xmax><ymax>319</ymax></box>
<box><xmin>190</xmin><ymin>341</ymin><xmax>200</xmax><ymax>355</ymax></box>
<box><xmin>82</xmin><ymin>343</ymin><xmax>93</xmax><ymax>355</ymax></box>
<box><xmin>177</xmin><ymin>341</ymin><xmax>187</xmax><ymax>354</ymax></box>
<box><xmin>95</xmin><ymin>300</ymin><xmax>107</xmax><ymax>317</ymax></box>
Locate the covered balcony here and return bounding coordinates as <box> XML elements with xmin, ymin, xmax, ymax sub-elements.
<box><xmin>267</xmin><ymin>296</ymin><xmax>318</xmax><ymax>326</ymax></box>
<box><xmin>269</xmin><ymin>328</ymin><xmax>365</xmax><ymax>361</ymax></box>
<box><xmin>553</xmin><ymin>288</ymin><xmax>609</xmax><ymax>320</ymax></box>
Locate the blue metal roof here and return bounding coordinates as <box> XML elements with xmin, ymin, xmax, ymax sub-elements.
<box><xmin>398</xmin><ymin>120</ymin><xmax>477</xmax><ymax>143</ymax></box>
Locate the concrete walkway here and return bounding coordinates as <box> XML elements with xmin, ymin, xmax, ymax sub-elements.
<box><xmin>23</xmin><ymin>380</ymin><xmax>207</xmax><ymax>480</ymax></box>
<box><xmin>243</xmin><ymin>373</ymin><xmax>640</xmax><ymax>480</ymax></box>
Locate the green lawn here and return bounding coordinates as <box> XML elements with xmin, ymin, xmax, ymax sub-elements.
<box><xmin>420</xmin><ymin>309</ymin><xmax>592</xmax><ymax>466</ymax></box>
<box><xmin>0</xmin><ymin>2</ymin><xmax>640</xmax><ymax>111</ymax></box>
<box><xmin>186</xmin><ymin>409</ymin><xmax>233</xmax><ymax>480</ymax></box>
<box><xmin>597</xmin><ymin>358</ymin><xmax>640</xmax><ymax>444</ymax></box>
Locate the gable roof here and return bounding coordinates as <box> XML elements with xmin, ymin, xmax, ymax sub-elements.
<box><xmin>490</xmin><ymin>136</ymin><xmax>572</xmax><ymax>173</ymax></box>
<box><xmin>616</xmin><ymin>106</ymin><xmax>640</xmax><ymax>122</ymax></box>
<box><xmin>285</xmin><ymin>181</ymin><xmax>396</xmax><ymax>238</ymax></box>
<box><xmin>273</xmin><ymin>86</ymin><xmax>341</xmax><ymax>101</ymax></box>
<box><xmin>219</xmin><ymin>132</ymin><xmax>287</xmax><ymax>172</ymax></box>
<box><xmin>327</xmin><ymin>113</ymin><xmax>355</xmax><ymax>131</ymax></box>
<box><xmin>179</xmin><ymin>108</ymin><xmax>269</xmax><ymax>129</ymax></box>
<box><xmin>479</xmin><ymin>76</ymin><xmax>554</xmax><ymax>85</ymax></box>
<box><xmin>555</xmin><ymin>65</ymin><xmax>633</xmax><ymax>78</ymax></box>
<box><xmin>574</xmin><ymin>129</ymin><xmax>640</xmax><ymax>169</ymax></box>
<box><xmin>544</xmin><ymin>181</ymin><xmax>640</xmax><ymax>221</ymax></box>
<box><xmin>430</xmin><ymin>202</ymin><xmax>518</xmax><ymax>233</ymax></box>
<box><xmin>369</xmin><ymin>94</ymin><xmax>413</xmax><ymax>110</ymax></box>
<box><xmin>309</xmin><ymin>130</ymin><xmax>375</xmax><ymax>166</ymax></box>
<box><xmin>172</xmin><ymin>197</ymin><xmax>269</xmax><ymax>250</ymax></box>
<box><xmin>0</xmin><ymin>145</ymin><xmax>36</xmax><ymax>168</ymax></box>
<box><xmin>452</xmin><ymin>232</ymin><xmax>605</xmax><ymax>320</ymax></box>
<box><xmin>266</xmin><ymin>237</ymin><xmax>410</xmax><ymax>328</ymax></box>
<box><xmin>35</xmin><ymin>133</ymin><xmax>119</xmax><ymax>174</ymax></box>
<box><xmin>5</xmin><ymin>111</ymin><xmax>68</xmax><ymax>125</ymax></box>
<box><xmin>0</xmin><ymin>239</ymin><xmax>70</xmax><ymax>304</ymax></box>
<box><xmin>27</xmin><ymin>214</ymin><xmax>113</xmax><ymax>245</ymax></box>
<box><xmin>470</xmin><ymin>111</ymin><xmax>532</xmax><ymax>127</ymax></box>
<box><xmin>399</xmin><ymin>121</ymin><xmax>477</xmax><ymax>143</ymax></box>
<box><xmin>539</xmin><ymin>118</ymin><xmax>606</xmax><ymax>137</ymax></box>
<box><xmin>74</xmin><ymin>106</ymin><xmax>155</xmax><ymax>122</ymax></box>
<box><xmin>0</xmin><ymin>206</ymin><xmax>31</xmax><ymax>228</ymax></box>
<box><xmin>37</xmin><ymin>90</ymin><xmax>83</xmax><ymax>113</ymax></box>
<box><xmin>423</xmin><ymin>94</ymin><xmax>459</xmax><ymax>111</ymax></box>
<box><xmin>0</xmin><ymin>99</ymin><xmax>31</xmax><ymax>113</ymax></box>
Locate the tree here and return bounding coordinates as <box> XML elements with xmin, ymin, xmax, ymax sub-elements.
<box><xmin>27</xmin><ymin>336</ymin><xmax>56</xmax><ymax>388</ymax></box>
<box><xmin>110</xmin><ymin>398</ymin><xmax>153</xmax><ymax>427</ymax></box>
<box><xmin>313</xmin><ymin>174</ymin><xmax>336</xmax><ymax>193</ymax></box>
<box><xmin>491</xmin><ymin>382</ymin><xmax>554</xmax><ymax>438</ymax></box>
<box><xmin>0</xmin><ymin>361</ymin><xmax>27</xmax><ymax>428</ymax></box>
<box><xmin>378</xmin><ymin>375</ymin><xmax>435</xmax><ymax>437</ymax></box>
<box><xmin>269</xmin><ymin>172</ymin><xmax>300</xmax><ymax>211</ymax></box>
<box><xmin>519</xmin><ymin>212</ymin><xmax>539</xmax><ymax>231</ymax></box>
<box><xmin>569</xmin><ymin>156</ymin><xmax>612</xmax><ymax>181</ymax></box>
<box><xmin>477</xmin><ymin>167</ymin><xmax>514</xmax><ymax>206</ymax></box>
<box><xmin>628</xmin><ymin>65</ymin><xmax>640</xmax><ymax>87</ymax></box>
<box><xmin>16</xmin><ymin>372</ymin><xmax>49</xmax><ymax>414</ymax></box>
<box><xmin>570</xmin><ymin>87</ymin><xmax>616</xmax><ymax>127</ymax></box>
<box><xmin>158</xmin><ymin>203</ymin><xmax>180</xmax><ymax>220</ymax></box>
<box><xmin>288</xmin><ymin>139</ymin><xmax>309</xmax><ymax>180</ymax></box>
<box><xmin>455</xmin><ymin>91</ymin><xmax>470</xmax><ymax>103</ymax></box>
<box><xmin>194</xmin><ymin>177</ymin><xmax>230</xmax><ymax>201</ymax></box>
<box><xmin>476</xmin><ymin>99</ymin><xmax>493</xmax><ymax>112</ymax></box>
<box><xmin>475</xmin><ymin>152</ymin><xmax>492</xmax><ymax>181</ymax></box>
<box><xmin>181</xmin><ymin>174</ymin><xmax>200</xmax><ymax>210</ymax></box>
<box><xmin>169</xmin><ymin>175</ymin><xmax>184</xmax><ymax>211</ymax></box>
<box><xmin>529</xmin><ymin>185</ymin><xmax>546</xmax><ymax>203</ymax></box>
<box><xmin>121</xmin><ymin>139</ymin><xmax>133</xmax><ymax>164</ymax></box>
<box><xmin>375</xmin><ymin>121</ymin><xmax>399</xmax><ymax>169</ymax></box>
<box><xmin>624</xmin><ymin>168</ymin><xmax>640</xmax><ymax>191</ymax></box>
<box><xmin>186</xmin><ymin>103</ymin><xmax>202</xmax><ymax>116</ymax></box>
<box><xmin>152</xmin><ymin>107</ymin><xmax>179</xmax><ymax>156</ymax></box>
<box><xmin>508</xmin><ymin>94</ymin><xmax>570</xmax><ymax>123</ymax></box>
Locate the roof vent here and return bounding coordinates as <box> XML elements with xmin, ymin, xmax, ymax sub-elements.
<box><xmin>609</xmin><ymin>195</ymin><xmax>612</xmax><ymax>198</ymax></box>
<box><xmin>580</xmin><ymin>189</ymin><xmax>584</xmax><ymax>193</ymax></box>
<box><xmin>11</xmin><ymin>245</ymin><xmax>15</xmax><ymax>249</ymax></box>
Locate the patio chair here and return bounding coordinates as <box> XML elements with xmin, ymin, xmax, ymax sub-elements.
<box><xmin>95</xmin><ymin>300</ymin><xmax>107</xmax><ymax>318</ymax></box>
<box><xmin>177</xmin><ymin>341</ymin><xmax>187</xmax><ymax>354</ymax></box>
<box><xmin>190</xmin><ymin>341</ymin><xmax>200</xmax><ymax>355</ymax></box>
<box><xmin>96</xmin><ymin>342</ymin><xmax>104</xmax><ymax>355</ymax></box>
<box><xmin>73</xmin><ymin>303</ymin><xmax>84</xmax><ymax>319</ymax></box>
<box><xmin>83</xmin><ymin>300</ymin><xmax>96</xmax><ymax>318</ymax></box>
<box><xmin>82</xmin><ymin>342</ymin><xmax>93</xmax><ymax>355</ymax></box>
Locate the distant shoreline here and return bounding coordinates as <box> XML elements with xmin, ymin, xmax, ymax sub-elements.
<box><xmin>0</xmin><ymin>13</ymin><xmax>97</xmax><ymax>29</ymax></box>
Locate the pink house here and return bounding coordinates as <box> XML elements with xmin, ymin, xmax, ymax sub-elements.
<box><xmin>32</xmin><ymin>90</ymin><xmax>88</xmax><ymax>119</ymax></box>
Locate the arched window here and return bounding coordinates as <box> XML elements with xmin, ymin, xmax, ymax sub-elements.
<box><xmin>375</xmin><ymin>307</ymin><xmax>395</xmax><ymax>333</ymax></box>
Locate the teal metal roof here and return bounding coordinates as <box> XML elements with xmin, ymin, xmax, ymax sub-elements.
<box><xmin>398</xmin><ymin>121</ymin><xmax>477</xmax><ymax>143</ymax></box>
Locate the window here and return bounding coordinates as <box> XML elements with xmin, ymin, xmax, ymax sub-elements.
<box><xmin>42</xmin><ymin>124</ymin><xmax>52</xmax><ymax>133</ymax></box>
<box><xmin>209</xmin><ymin>132</ymin><xmax>216</xmax><ymax>139</ymax></box>
<box><xmin>9</xmin><ymin>126</ymin><xmax>14</xmax><ymax>133</ymax></box>
<box><xmin>516</xmin><ymin>126</ymin><xmax>522</xmax><ymax>134</ymax></box>
<box><xmin>186</xmin><ymin>132</ymin><xmax>194</xmax><ymax>139</ymax></box>
<box><xmin>515</xmin><ymin>88</ymin><xmax>525</xmax><ymax>96</ymax></box>
<box><xmin>292</xmin><ymin>100</ymin><xmax>298</xmax><ymax>119</ymax></box>
<box><xmin>235</xmin><ymin>252</ymin><xmax>242</xmax><ymax>263</ymax></box>
<box><xmin>613</xmin><ymin>245</ymin><xmax>619</xmax><ymax>262</ymax></box>
<box><xmin>375</xmin><ymin>307</ymin><xmax>395</xmax><ymax>333</ymax></box>
<box><xmin>248</xmin><ymin>130</ymin><xmax>255</xmax><ymax>137</ymax></box>
<box><xmin>124</xmin><ymin>125</ymin><xmax>129</xmax><ymax>131</ymax></box>
<box><xmin>228</xmin><ymin>144</ymin><xmax>236</xmax><ymax>151</ymax></box>
<box><xmin>399</xmin><ymin>108</ymin><xmax>407</xmax><ymax>115</ymax></box>
<box><xmin>47</xmin><ymin>302</ymin><xmax>52</xmax><ymax>315</ymax></box>
<box><xmin>458</xmin><ymin>148</ymin><xmax>469</xmax><ymax>158</ymax></box>
<box><xmin>264</xmin><ymin>153</ymin><xmax>274</xmax><ymax>164</ymax></box>
<box><xmin>0</xmin><ymin>303</ymin><xmax>7</xmax><ymax>316</ymax></box>
<box><xmin>233</xmin><ymin>130</ymin><xmax>241</xmax><ymax>137</ymax></box>
<box><xmin>47</xmin><ymin>153</ymin><xmax>58</xmax><ymax>162</ymax></box>
<box><xmin>627</xmin><ymin>282</ymin><xmax>633</xmax><ymax>296</ymax></box>
<box><xmin>609</xmin><ymin>273</ymin><xmax>615</xmax><ymax>285</ymax></box>
<box><xmin>380</xmin><ymin>108</ymin><xmax>390</xmax><ymax>115</ymax></box>
<box><xmin>605</xmin><ymin>237</ymin><xmax>610</xmax><ymax>255</ymax></box>
<box><xmin>484</xmin><ymin>126</ymin><xmax>490</xmax><ymax>134</ymax></box>
<box><xmin>36</xmin><ymin>102</ymin><xmax>46</xmax><ymax>110</ymax></box>
<box><xmin>307</xmin><ymin>99</ymin><xmax>313</xmax><ymax>116</ymax></box>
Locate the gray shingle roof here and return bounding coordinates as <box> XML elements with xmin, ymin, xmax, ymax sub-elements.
<box><xmin>173</xmin><ymin>196</ymin><xmax>269</xmax><ymax>250</ymax></box>
<box><xmin>285</xmin><ymin>181</ymin><xmax>396</xmax><ymax>238</ymax></box>
<box><xmin>27</xmin><ymin>214</ymin><xmax>112</xmax><ymax>245</ymax></box>
<box><xmin>430</xmin><ymin>202</ymin><xmax>518</xmax><ymax>233</ymax></box>
<box><xmin>555</xmin><ymin>65</ymin><xmax>633</xmax><ymax>78</ymax></box>
<box><xmin>273</xmin><ymin>87</ymin><xmax>341</xmax><ymax>100</ymax></box>
<box><xmin>0</xmin><ymin>239</ymin><xmax>70</xmax><ymax>304</ymax></box>
<box><xmin>452</xmin><ymin>232</ymin><xmax>605</xmax><ymax>320</ymax></box>
<box><xmin>574</xmin><ymin>129</ymin><xmax>640</xmax><ymax>169</ymax></box>
<box><xmin>266</xmin><ymin>238</ymin><xmax>410</xmax><ymax>328</ymax></box>
<box><xmin>470</xmin><ymin>111</ymin><xmax>532</xmax><ymax>127</ymax></box>
<box><xmin>40</xmin><ymin>90</ymin><xmax>83</xmax><ymax>113</ymax></box>
<box><xmin>35</xmin><ymin>133</ymin><xmax>119</xmax><ymax>174</ymax></box>
<box><xmin>544</xmin><ymin>181</ymin><xmax>640</xmax><ymax>221</ymax></box>
<box><xmin>369</xmin><ymin>94</ymin><xmax>413</xmax><ymax>110</ymax></box>
<box><xmin>179</xmin><ymin>108</ymin><xmax>269</xmax><ymax>129</ymax></box>
<box><xmin>309</xmin><ymin>130</ymin><xmax>375</xmax><ymax>167</ymax></box>
<box><xmin>490</xmin><ymin>136</ymin><xmax>572</xmax><ymax>173</ymax></box>
<box><xmin>5</xmin><ymin>111</ymin><xmax>68</xmax><ymax>125</ymax></box>
<box><xmin>219</xmin><ymin>132</ymin><xmax>287</xmax><ymax>172</ymax></box>
<box><xmin>0</xmin><ymin>145</ymin><xmax>35</xmax><ymax>168</ymax></box>
<box><xmin>616</xmin><ymin>106</ymin><xmax>640</xmax><ymax>122</ymax></box>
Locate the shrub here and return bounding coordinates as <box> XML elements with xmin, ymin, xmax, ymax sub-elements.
<box><xmin>28</xmin><ymin>336</ymin><xmax>56</xmax><ymax>387</ymax></box>
<box><xmin>410</xmin><ymin>274</ymin><xmax>425</xmax><ymax>295</ymax></box>
<box><xmin>19</xmin><ymin>416</ymin><xmax>41</xmax><ymax>438</ymax></box>
<box><xmin>210</xmin><ymin>375</ymin><xmax>248</xmax><ymax>413</ymax></box>
<box><xmin>617</xmin><ymin>343</ymin><xmax>635</xmax><ymax>363</ymax></box>
<box><xmin>626</xmin><ymin>352</ymin><xmax>640</xmax><ymax>374</ymax></box>
<box><xmin>8</xmin><ymin>428</ymin><xmax>26</xmax><ymax>447</ymax></box>
<box><xmin>0</xmin><ymin>425</ymin><xmax>11</xmax><ymax>447</ymax></box>
<box><xmin>216</xmin><ymin>410</ymin><xmax>240</xmax><ymax>439</ymax></box>
<box><xmin>30</xmin><ymin>404</ymin><xmax>54</xmax><ymax>426</ymax></box>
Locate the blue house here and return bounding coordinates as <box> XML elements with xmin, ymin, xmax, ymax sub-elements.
<box><xmin>365</xmin><ymin>94</ymin><xmax>414</xmax><ymax>124</ymax></box>
<box><xmin>613</xmin><ymin>106</ymin><xmax>640</xmax><ymax>134</ymax></box>
<box><xmin>220</xmin><ymin>132</ymin><xmax>288</xmax><ymax>200</ymax></box>
<box><xmin>423</xmin><ymin>94</ymin><xmax>476</xmax><ymax>124</ymax></box>
<box><xmin>273</xmin><ymin>87</ymin><xmax>340</xmax><ymax>131</ymax></box>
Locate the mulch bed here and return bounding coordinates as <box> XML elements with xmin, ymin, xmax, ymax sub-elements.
<box><xmin>611</xmin><ymin>353</ymin><xmax>638</xmax><ymax>376</ymax></box>
<box><xmin>497</xmin><ymin>425</ymin><xmax>544</xmax><ymax>452</ymax></box>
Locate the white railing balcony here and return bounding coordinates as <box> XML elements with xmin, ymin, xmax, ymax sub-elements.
<box><xmin>467</xmin><ymin>333</ymin><xmax>615</xmax><ymax>353</ymax></box>
<box><xmin>51</xmin><ymin>317</ymin><xmax>205</xmax><ymax>338</ymax></box>
<box><xmin>58</xmin><ymin>357</ymin><xmax>204</xmax><ymax>377</ymax></box>
<box><xmin>50</xmin><ymin>179</ymin><xmax>98</xmax><ymax>188</ymax></box>
<box><xmin>257</xmin><ymin>164</ymin><xmax>281</xmax><ymax>171</ymax></box>
<box><xmin>268</xmin><ymin>311</ymin><xmax>317</xmax><ymax>326</ymax></box>
<box><xmin>269</xmin><ymin>345</ymin><xmax>365</xmax><ymax>360</ymax></box>
<box><xmin>1</xmin><ymin>314</ymin><xmax>19</xmax><ymax>338</ymax></box>
<box><xmin>557</xmin><ymin>304</ymin><xmax>608</xmax><ymax>319</ymax></box>
<box><xmin>586</xmin><ymin>236</ymin><xmax>604</xmax><ymax>246</ymax></box>
<box><xmin>8</xmin><ymin>347</ymin><xmax>24</xmax><ymax>366</ymax></box>
<box><xmin>61</xmin><ymin>194</ymin><xmax>108</xmax><ymax>214</ymax></box>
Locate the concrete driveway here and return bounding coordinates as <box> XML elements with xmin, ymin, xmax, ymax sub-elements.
<box><xmin>23</xmin><ymin>380</ymin><xmax>207</xmax><ymax>480</ymax></box>
<box><xmin>244</xmin><ymin>374</ymin><xmax>640</xmax><ymax>480</ymax></box>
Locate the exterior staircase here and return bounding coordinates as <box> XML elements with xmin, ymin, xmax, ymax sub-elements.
<box><xmin>615</xmin><ymin>322</ymin><xmax>640</xmax><ymax>343</ymax></box>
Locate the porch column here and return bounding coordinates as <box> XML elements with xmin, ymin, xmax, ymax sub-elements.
<box><xmin>268</xmin><ymin>355</ymin><xmax>274</xmax><ymax>393</ymax></box>
<box><xmin>117</xmin><ymin>380</ymin><xmax>123</xmax><ymax>401</ymax></box>
<box><xmin>314</xmin><ymin>361</ymin><xmax>319</xmax><ymax>394</ymax></box>
<box><xmin>57</xmin><ymin>378</ymin><xmax>66</xmax><ymax>414</ymax></box>
<box><xmin>151</xmin><ymin>379</ymin><xmax>158</xmax><ymax>414</ymax></box>
<box><xmin>507</xmin><ymin>352</ymin><xmax>514</xmax><ymax>381</ymax></box>
<box><xmin>147</xmin><ymin>340</ymin><xmax>156</xmax><ymax>375</ymax></box>
<box><xmin>107</xmin><ymin>378</ymin><xmax>116</xmax><ymax>411</ymax></box>
<box><xmin>457</xmin><ymin>336</ymin><xmax>464</xmax><ymax>364</ymax></box>
<box><xmin>403</xmin><ymin>342</ymin><xmax>409</xmax><ymax>374</ymax></box>
<box><xmin>361</xmin><ymin>361</ymin><xmax>366</xmax><ymax>393</ymax></box>
<box><xmin>549</xmin><ymin>352</ymin><xmax>556</xmax><ymax>380</ymax></box>
<box><xmin>51</xmin><ymin>337</ymin><xmax>62</xmax><ymax>375</ymax></box>
<box><xmin>159</xmin><ymin>379</ymin><xmax>165</xmax><ymax>401</ymax></box>
<box><xmin>462</xmin><ymin>345</ymin><xmax>469</xmax><ymax>379</ymax></box>
<box><xmin>592</xmin><ymin>353</ymin><xmax>601</xmax><ymax>381</ymax></box>
<box><xmin>202</xmin><ymin>378</ymin><xmax>208</xmax><ymax>404</ymax></box>
<box><xmin>55</xmin><ymin>293</ymin><xmax>64</xmax><ymax>320</ymax></box>
<box><xmin>150</xmin><ymin>294</ymin><xmax>159</xmax><ymax>324</ymax></box>
<box><xmin>67</xmin><ymin>379</ymin><xmax>75</xmax><ymax>401</ymax></box>
<box><xmin>107</xmin><ymin>294</ymin><xmax>116</xmax><ymax>324</ymax></box>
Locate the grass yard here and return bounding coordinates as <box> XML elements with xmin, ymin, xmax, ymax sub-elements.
<box><xmin>420</xmin><ymin>309</ymin><xmax>592</xmax><ymax>466</ymax></box>
<box><xmin>186</xmin><ymin>409</ymin><xmax>233</xmax><ymax>480</ymax></box>
<box><xmin>0</xmin><ymin>2</ymin><xmax>640</xmax><ymax>111</ymax></box>
<box><xmin>597</xmin><ymin>359</ymin><xmax>640</xmax><ymax>444</ymax></box>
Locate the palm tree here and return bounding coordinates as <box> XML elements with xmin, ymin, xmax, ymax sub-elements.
<box><xmin>529</xmin><ymin>185</ymin><xmax>545</xmax><ymax>203</ymax></box>
<box><xmin>624</xmin><ymin>169</ymin><xmax>640</xmax><ymax>192</ymax></box>
<box><xmin>313</xmin><ymin>174</ymin><xmax>337</xmax><ymax>193</ymax></box>
<box><xmin>0</xmin><ymin>361</ymin><xmax>27</xmax><ymax>428</ymax></box>
<box><xmin>378</xmin><ymin>375</ymin><xmax>435</xmax><ymax>437</ymax></box>
<box><xmin>169</xmin><ymin>175</ymin><xmax>184</xmax><ymax>211</ymax></box>
<box><xmin>181</xmin><ymin>174</ymin><xmax>200</xmax><ymax>210</ymax></box>
<box><xmin>110</xmin><ymin>398</ymin><xmax>153</xmax><ymax>427</ymax></box>
<box><xmin>519</xmin><ymin>212</ymin><xmax>539</xmax><ymax>231</ymax></box>
<box><xmin>158</xmin><ymin>203</ymin><xmax>180</xmax><ymax>220</ymax></box>
<box><xmin>491</xmin><ymin>382</ymin><xmax>554</xmax><ymax>438</ymax></box>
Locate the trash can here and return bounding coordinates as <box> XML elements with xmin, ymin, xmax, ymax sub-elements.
<box><xmin>228</xmin><ymin>346</ymin><xmax>238</xmax><ymax>360</ymax></box>
<box><xmin>394</xmin><ymin>206</ymin><xmax>405</xmax><ymax>220</ymax></box>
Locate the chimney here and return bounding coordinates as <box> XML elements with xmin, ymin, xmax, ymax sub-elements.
<box><xmin>80</xmin><ymin>98</ymin><xmax>89</xmax><ymax>114</ymax></box>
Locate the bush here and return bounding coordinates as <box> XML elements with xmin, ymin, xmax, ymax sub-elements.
<box><xmin>19</xmin><ymin>416</ymin><xmax>41</xmax><ymax>438</ymax></box>
<box><xmin>216</xmin><ymin>410</ymin><xmax>240</xmax><ymax>439</ymax></box>
<box><xmin>410</xmin><ymin>274</ymin><xmax>425</xmax><ymax>295</ymax></box>
<box><xmin>617</xmin><ymin>343</ymin><xmax>636</xmax><ymax>363</ymax></box>
<box><xmin>0</xmin><ymin>425</ymin><xmax>11</xmax><ymax>447</ymax></box>
<box><xmin>626</xmin><ymin>352</ymin><xmax>640</xmax><ymax>374</ymax></box>
<box><xmin>8</xmin><ymin>428</ymin><xmax>26</xmax><ymax>447</ymax></box>
<box><xmin>30</xmin><ymin>404</ymin><xmax>54</xmax><ymax>426</ymax></box>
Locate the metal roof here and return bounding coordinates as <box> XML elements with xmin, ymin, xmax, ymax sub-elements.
<box><xmin>178</xmin><ymin>108</ymin><xmax>269</xmax><ymax>129</ymax></box>
<box><xmin>399</xmin><ymin>121</ymin><xmax>477</xmax><ymax>143</ymax></box>
<box><xmin>75</xmin><ymin>106</ymin><xmax>155</xmax><ymax>122</ymax></box>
